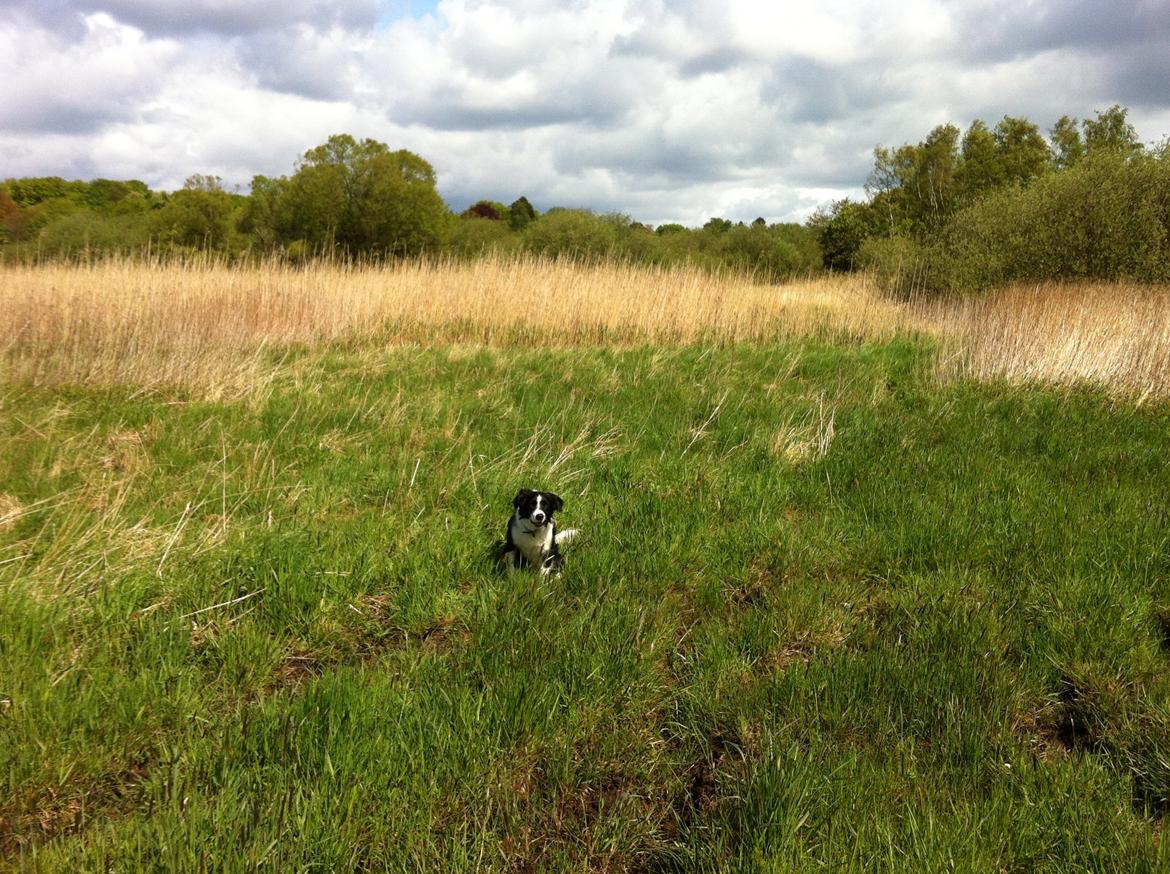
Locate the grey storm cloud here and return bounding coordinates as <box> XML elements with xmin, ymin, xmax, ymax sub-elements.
<box><xmin>1</xmin><ymin>99</ymin><xmax>133</xmax><ymax>136</ymax></box>
<box><xmin>942</xmin><ymin>0</ymin><xmax>1170</xmax><ymax>117</ymax></box>
<box><xmin>398</xmin><ymin>82</ymin><xmax>634</xmax><ymax>132</ymax></box>
<box><xmin>949</xmin><ymin>0</ymin><xmax>1170</xmax><ymax>61</ymax></box>
<box><xmin>1105</xmin><ymin>40</ymin><xmax>1170</xmax><ymax>111</ymax></box>
<box><xmin>554</xmin><ymin>134</ymin><xmax>737</xmax><ymax>186</ymax></box>
<box><xmin>238</xmin><ymin>25</ymin><xmax>367</xmax><ymax>101</ymax></box>
<box><xmin>76</xmin><ymin>0</ymin><xmax>380</xmax><ymax>36</ymax></box>
<box><xmin>0</xmin><ymin>0</ymin><xmax>89</xmax><ymax>38</ymax></box>
<box><xmin>0</xmin><ymin>10</ymin><xmax>180</xmax><ymax>135</ymax></box>
<box><xmin>0</xmin><ymin>0</ymin><xmax>379</xmax><ymax>37</ymax></box>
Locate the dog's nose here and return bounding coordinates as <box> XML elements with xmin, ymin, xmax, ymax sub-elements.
<box><xmin>532</xmin><ymin>512</ymin><xmax>546</xmax><ymax>524</ymax></box>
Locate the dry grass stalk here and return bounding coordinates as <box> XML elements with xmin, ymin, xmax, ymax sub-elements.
<box><xmin>925</xmin><ymin>282</ymin><xmax>1170</xmax><ymax>399</ymax></box>
<box><xmin>772</xmin><ymin>395</ymin><xmax>837</xmax><ymax>462</ymax></box>
<box><xmin>3</xmin><ymin>258</ymin><xmax>1170</xmax><ymax>398</ymax></box>
<box><xmin>0</xmin><ymin>256</ymin><xmax>902</xmax><ymax>394</ymax></box>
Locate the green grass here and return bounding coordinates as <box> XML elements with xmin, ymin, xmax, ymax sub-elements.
<box><xmin>3</xmin><ymin>338</ymin><xmax>1170</xmax><ymax>871</ymax></box>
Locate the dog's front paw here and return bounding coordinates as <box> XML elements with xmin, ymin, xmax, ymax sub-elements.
<box><xmin>554</xmin><ymin>528</ymin><xmax>580</xmax><ymax>546</ymax></box>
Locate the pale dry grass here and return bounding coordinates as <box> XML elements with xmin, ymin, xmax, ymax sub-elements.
<box><xmin>772</xmin><ymin>395</ymin><xmax>838</xmax><ymax>462</ymax></box>
<box><xmin>926</xmin><ymin>282</ymin><xmax>1170</xmax><ymax>400</ymax></box>
<box><xmin>3</xmin><ymin>258</ymin><xmax>1170</xmax><ymax>398</ymax></box>
<box><xmin>0</xmin><ymin>493</ymin><xmax>24</xmax><ymax>531</ymax></box>
<box><xmin>0</xmin><ymin>256</ymin><xmax>902</xmax><ymax>394</ymax></box>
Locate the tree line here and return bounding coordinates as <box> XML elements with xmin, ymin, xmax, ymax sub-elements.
<box><xmin>0</xmin><ymin>133</ymin><xmax>820</xmax><ymax>281</ymax></box>
<box><xmin>812</xmin><ymin>105</ymin><xmax>1170</xmax><ymax>293</ymax></box>
<box><xmin>4</xmin><ymin>107</ymin><xmax>1167</xmax><ymax>292</ymax></box>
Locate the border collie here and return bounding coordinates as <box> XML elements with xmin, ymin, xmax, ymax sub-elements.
<box><xmin>501</xmin><ymin>489</ymin><xmax>579</xmax><ymax>574</ymax></box>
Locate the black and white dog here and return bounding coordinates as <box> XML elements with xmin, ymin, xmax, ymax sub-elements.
<box><xmin>501</xmin><ymin>489</ymin><xmax>579</xmax><ymax>574</ymax></box>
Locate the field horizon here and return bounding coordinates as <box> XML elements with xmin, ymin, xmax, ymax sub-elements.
<box><xmin>3</xmin><ymin>260</ymin><xmax>1170</xmax><ymax>870</ymax></box>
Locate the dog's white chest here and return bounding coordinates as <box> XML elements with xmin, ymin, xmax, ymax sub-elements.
<box><xmin>512</xmin><ymin>521</ymin><xmax>553</xmax><ymax>565</ymax></box>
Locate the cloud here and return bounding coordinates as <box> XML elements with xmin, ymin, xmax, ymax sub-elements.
<box><xmin>0</xmin><ymin>12</ymin><xmax>179</xmax><ymax>134</ymax></box>
<box><xmin>947</xmin><ymin>0</ymin><xmax>1170</xmax><ymax>62</ymax></box>
<box><xmin>238</xmin><ymin>24</ymin><xmax>372</xmax><ymax>101</ymax></box>
<box><xmin>75</xmin><ymin>0</ymin><xmax>380</xmax><ymax>37</ymax></box>
<box><xmin>371</xmin><ymin>2</ymin><xmax>646</xmax><ymax>130</ymax></box>
<box><xmin>1</xmin><ymin>0</ymin><xmax>1169</xmax><ymax>226</ymax></box>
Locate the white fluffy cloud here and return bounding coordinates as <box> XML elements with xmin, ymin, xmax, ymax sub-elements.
<box><xmin>1</xmin><ymin>0</ymin><xmax>1167</xmax><ymax>225</ymax></box>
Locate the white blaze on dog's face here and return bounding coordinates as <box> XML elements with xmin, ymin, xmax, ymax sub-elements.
<box><xmin>513</xmin><ymin>489</ymin><xmax>563</xmax><ymax>529</ymax></box>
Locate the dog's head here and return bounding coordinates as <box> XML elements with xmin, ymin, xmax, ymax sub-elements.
<box><xmin>512</xmin><ymin>489</ymin><xmax>564</xmax><ymax>527</ymax></box>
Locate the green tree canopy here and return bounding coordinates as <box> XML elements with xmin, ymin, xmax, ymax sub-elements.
<box><xmin>153</xmin><ymin>175</ymin><xmax>235</xmax><ymax>250</ymax></box>
<box><xmin>809</xmin><ymin>199</ymin><xmax>879</xmax><ymax>270</ymax></box>
<box><xmin>1083</xmin><ymin>104</ymin><xmax>1142</xmax><ymax>157</ymax></box>
<box><xmin>957</xmin><ymin>120</ymin><xmax>1003</xmax><ymax>197</ymax></box>
<box><xmin>1050</xmin><ymin>115</ymin><xmax>1084</xmax><ymax>169</ymax></box>
<box><xmin>0</xmin><ymin>189</ymin><xmax>28</xmax><ymax>243</ymax></box>
<box><xmin>281</xmin><ymin>134</ymin><xmax>449</xmax><ymax>257</ymax></box>
<box><xmin>508</xmin><ymin>196</ymin><xmax>537</xmax><ymax>230</ymax></box>
<box><xmin>992</xmin><ymin>116</ymin><xmax>1051</xmax><ymax>185</ymax></box>
<box><xmin>462</xmin><ymin>200</ymin><xmax>509</xmax><ymax>221</ymax></box>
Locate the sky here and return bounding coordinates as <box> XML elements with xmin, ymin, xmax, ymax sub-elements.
<box><xmin>1</xmin><ymin>0</ymin><xmax>1168</xmax><ymax>227</ymax></box>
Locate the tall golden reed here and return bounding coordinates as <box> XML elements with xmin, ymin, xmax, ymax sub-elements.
<box><xmin>0</xmin><ymin>256</ymin><xmax>902</xmax><ymax>394</ymax></box>
<box><xmin>926</xmin><ymin>282</ymin><xmax>1170</xmax><ymax>400</ymax></box>
<box><xmin>2</xmin><ymin>257</ymin><xmax>1169</xmax><ymax>398</ymax></box>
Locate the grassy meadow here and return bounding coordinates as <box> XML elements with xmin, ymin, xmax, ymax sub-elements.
<box><xmin>3</xmin><ymin>259</ymin><xmax>1170</xmax><ymax>871</ymax></box>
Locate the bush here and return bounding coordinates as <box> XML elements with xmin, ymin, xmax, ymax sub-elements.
<box><xmin>938</xmin><ymin>151</ymin><xmax>1170</xmax><ymax>292</ymax></box>
<box><xmin>522</xmin><ymin>209</ymin><xmax>618</xmax><ymax>260</ymax></box>
<box><xmin>448</xmin><ymin>217</ymin><xmax>520</xmax><ymax>258</ymax></box>
<box><xmin>810</xmin><ymin>199</ymin><xmax>881</xmax><ymax>271</ymax></box>
<box><xmin>717</xmin><ymin>225</ymin><xmax>804</xmax><ymax>281</ymax></box>
<box><xmin>35</xmin><ymin>209</ymin><xmax>151</xmax><ymax>258</ymax></box>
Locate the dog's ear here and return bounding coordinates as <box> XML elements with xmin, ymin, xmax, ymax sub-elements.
<box><xmin>513</xmin><ymin>489</ymin><xmax>535</xmax><ymax>508</ymax></box>
<box><xmin>544</xmin><ymin>492</ymin><xmax>564</xmax><ymax>512</ymax></box>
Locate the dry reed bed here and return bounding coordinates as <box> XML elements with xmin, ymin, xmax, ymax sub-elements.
<box><xmin>926</xmin><ymin>282</ymin><xmax>1170</xmax><ymax>400</ymax></box>
<box><xmin>0</xmin><ymin>258</ymin><xmax>902</xmax><ymax>394</ymax></box>
<box><xmin>2</xmin><ymin>258</ymin><xmax>1169</xmax><ymax>398</ymax></box>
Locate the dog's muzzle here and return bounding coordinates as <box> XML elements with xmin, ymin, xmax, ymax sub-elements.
<box><xmin>531</xmin><ymin>511</ymin><xmax>546</xmax><ymax>525</ymax></box>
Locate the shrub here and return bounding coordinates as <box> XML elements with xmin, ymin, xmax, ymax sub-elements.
<box><xmin>717</xmin><ymin>225</ymin><xmax>804</xmax><ymax>281</ymax></box>
<box><xmin>938</xmin><ymin>151</ymin><xmax>1170</xmax><ymax>292</ymax></box>
<box><xmin>35</xmin><ymin>209</ymin><xmax>151</xmax><ymax>258</ymax></box>
<box><xmin>449</xmin><ymin>217</ymin><xmax>520</xmax><ymax>258</ymax></box>
<box><xmin>522</xmin><ymin>209</ymin><xmax>618</xmax><ymax>260</ymax></box>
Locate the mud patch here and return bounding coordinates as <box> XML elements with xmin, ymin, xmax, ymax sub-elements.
<box><xmin>489</xmin><ymin>725</ymin><xmax>713</xmax><ymax>874</ymax></box>
<box><xmin>1017</xmin><ymin>676</ymin><xmax>1107</xmax><ymax>758</ymax></box>
<box><xmin>729</xmin><ymin>577</ymin><xmax>768</xmax><ymax>608</ymax></box>
<box><xmin>496</xmin><ymin>766</ymin><xmax>671</xmax><ymax>873</ymax></box>
<box><xmin>1024</xmin><ymin>676</ymin><xmax>1170</xmax><ymax>819</ymax></box>
<box><xmin>1152</xmin><ymin>606</ymin><xmax>1170</xmax><ymax>655</ymax></box>
<box><xmin>270</xmin><ymin>647</ymin><xmax>325</xmax><ymax>690</ymax></box>
<box><xmin>0</xmin><ymin>757</ymin><xmax>151</xmax><ymax>858</ymax></box>
<box><xmin>674</xmin><ymin>731</ymin><xmax>747</xmax><ymax>831</ymax></box>
<box><xmin>1131</xmin><ymin>766</ymin><xmax>1170</xmax><ymax>818</ymax></box>
<box><xmin>347</xmin><ymin>594</ymin><xmax>470</xmax><ymax>655</ymax></box>
<box><xmin>1046</xmin><ymin>677</ymin><xmax>1106</xmax><ymax>753</ymax></box>
<box><xmin>260</xmin><ymin>601</ymin><xmax>470</xmax><ymax>696</ymax></box>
